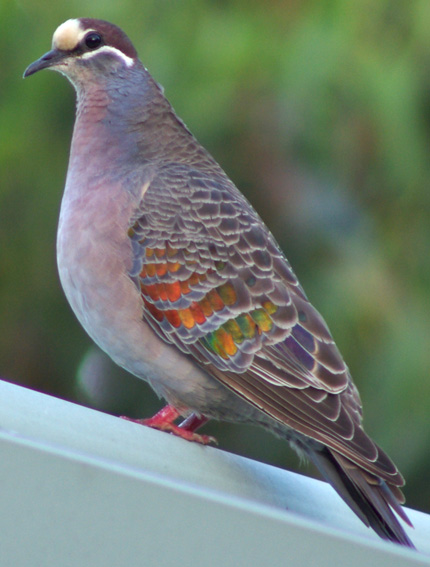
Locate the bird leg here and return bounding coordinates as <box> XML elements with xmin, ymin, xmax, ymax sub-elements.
<box><xmin>120</xmin><ymin>404</ymin><xmax>216</xmax><ymax>445</ymax></box>
<box><xmin>178</xmin><ymin>412</ymin><xmax>209</xmax><ymax>432</ymax></box>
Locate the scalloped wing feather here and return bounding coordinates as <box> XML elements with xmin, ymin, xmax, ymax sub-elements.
<box><xmin>129</xmin><ymin>166</ymin><xmax>404</xmax><ymax>489</ymax></box>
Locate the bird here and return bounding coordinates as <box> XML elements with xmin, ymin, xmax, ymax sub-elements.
<box><xmin>24</xmin><ymin>18</ymin><xmax>414</xmax><ymax>547</ymax></box>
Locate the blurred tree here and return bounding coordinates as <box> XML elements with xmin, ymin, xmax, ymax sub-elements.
<box><xmin>1</xmin><ymin>0</ymin><xmax>429</xmax><ymax>513</ymax></box>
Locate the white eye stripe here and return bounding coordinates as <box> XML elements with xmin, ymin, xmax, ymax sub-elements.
<box><xmin>81</xmin><ymin>45</ymin><xmax>134</xmax><ymax>67</ymax></box>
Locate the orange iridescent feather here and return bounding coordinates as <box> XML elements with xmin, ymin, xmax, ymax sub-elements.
<box><xmin>139</xmin><ymin>254</ymin><xmax>280</xmax><ymax>360</ymax></box>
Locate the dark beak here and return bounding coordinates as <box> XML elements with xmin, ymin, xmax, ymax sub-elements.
<box><xmin>23</xmin><ymin>49</ymin><xmax>66</xmax><ymax>78</ymax></box>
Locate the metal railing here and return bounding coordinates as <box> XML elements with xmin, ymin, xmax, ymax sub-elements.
<box><xmin>0</xmin><ymin>379</ymin><xmax>427</xmax><ymax>566</ymax></box>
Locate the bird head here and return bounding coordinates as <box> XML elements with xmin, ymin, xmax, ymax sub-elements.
<box><xmin>23</xmin><ymin>18</ymin><xmax>138</xmax><ymax>85</ymax></box>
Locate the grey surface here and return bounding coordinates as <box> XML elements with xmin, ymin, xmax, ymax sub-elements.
<box><xmin>0</xmin><ymin>379</ymin><xmax>428</xmax><ymax>566</ymax></box>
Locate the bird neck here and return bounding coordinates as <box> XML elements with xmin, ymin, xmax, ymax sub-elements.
<box><xmin>68</xmin><ymin>62</ymin><xmax>221</xmax><ymax>189</ymax></box>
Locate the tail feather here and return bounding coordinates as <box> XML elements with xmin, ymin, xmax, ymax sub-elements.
<box><xmin>309</xmin><ymin>448</ymin><xmax>414</xmax><ymax>548</ymax></box>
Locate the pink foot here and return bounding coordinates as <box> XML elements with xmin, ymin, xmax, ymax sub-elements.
<box><xmin>120</xmin><ymin>405</ymin><xmax>216</xmax><ymax>445</ymax></box>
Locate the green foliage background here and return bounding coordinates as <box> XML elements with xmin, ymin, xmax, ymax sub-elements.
<box><xmin>1</xmin><ymin>0</ymin><xmax>430</xmax><ymax>514</ymax></box>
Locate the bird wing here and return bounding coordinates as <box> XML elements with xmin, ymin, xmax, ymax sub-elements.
<box><xmin>129</xmin><ymin>164</ymin><xmax>403</xmax><ymax>487</ymax></box>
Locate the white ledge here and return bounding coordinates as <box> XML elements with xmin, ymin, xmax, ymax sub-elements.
<box><xmin>0</xmin><ymin>379</ymin><xmax>428</xmax><ymax>566</ymax></box>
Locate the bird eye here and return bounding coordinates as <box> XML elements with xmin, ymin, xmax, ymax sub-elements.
<box><xmin>85</xmin><ymin>32</ymin><xmax>102</xmax><ymax>50</ymax></box>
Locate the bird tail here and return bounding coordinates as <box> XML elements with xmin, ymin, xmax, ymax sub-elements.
<box><xmin>308</xmin><ymin>448</ymin><xmax>415</xmax><ymax>547</ymax></box>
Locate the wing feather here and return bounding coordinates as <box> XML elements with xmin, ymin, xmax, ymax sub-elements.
<box><xmin>129</xmin><ymin>166</ymin><xmax>404</xmax><ymax>488</ymax></box>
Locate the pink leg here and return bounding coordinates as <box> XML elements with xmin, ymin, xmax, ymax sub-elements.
<box><xmin>179</xmin><ymin>413</ymin><xmax>209</xmax><ymax>432</ymax></box>
<box><xmin>120</xmin><ymin>405</ymin><xmax>216</xmax><ymax>445</ymax></box>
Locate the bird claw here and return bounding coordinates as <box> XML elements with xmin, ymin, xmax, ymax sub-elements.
<box><xmin>149</xmin><ymin>421</ymin><xmax>217</xmax><ymax>445</ymax></box>
<box><xmin>120</xmin><ymin>405</ymin><xmax>217</xmax><ymax>445</ymax></box>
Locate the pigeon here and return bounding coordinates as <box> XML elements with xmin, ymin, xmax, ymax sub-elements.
<box><xmin>24</xmin><ymin>18</ymin><xmax>414</xmax><ymax>546</ymax></box>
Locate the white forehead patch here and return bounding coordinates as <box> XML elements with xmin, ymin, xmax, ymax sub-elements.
<box><xmin>52</xmin><ymin>19</ymin><xmax>88</xmax><ymax>51</ymax></box>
